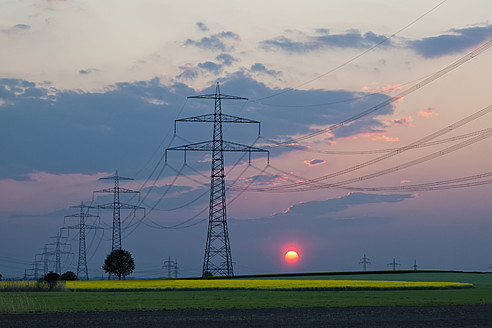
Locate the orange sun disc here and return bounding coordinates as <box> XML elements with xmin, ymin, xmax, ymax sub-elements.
<box><xmin>285</xmin><ymin>250</ymin><xmax>299</xmax><ymax>263</ymax></box>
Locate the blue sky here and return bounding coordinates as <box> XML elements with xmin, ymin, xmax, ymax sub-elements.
<box><xmin>1</xmin><ymin>0</ymin><xmax>492</xmax><ymax>278</ymax></box>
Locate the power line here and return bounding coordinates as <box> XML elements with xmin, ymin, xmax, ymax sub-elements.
<box><xmin>249</xmin><ymin>0</ymin><xmax>450</xmax><ymax>102</ymax></box>
<box><xmin>245</xmin><ymin>103</ymin><xmax>492</xmax><ymax>192</ymax></box>
<box><xmin>260</xmin><ymin>39</ymin><xmax>492</xmax><ymax>148</ymax></box>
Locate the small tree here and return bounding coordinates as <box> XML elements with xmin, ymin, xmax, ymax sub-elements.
<box><xmin>102</xmin><ymin>249</ymin><xmax>135</xmax><ymax>280</ymax></box>
<box><xmin>44</xmin><ymin>272</ymin><xmax>61</xmax><ymax>290</ymax></box>
<box><xmin>60</xmin><ymin>271</ymin><xmax>78</xmax><ymax>281</ymax></box>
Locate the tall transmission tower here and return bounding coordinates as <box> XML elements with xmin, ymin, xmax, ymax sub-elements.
<box><xmin>413</xmin><ymin>259</ymin><xmax>419</xmax><ymax>271</ymax></box>
<box><xmin>30</xmin><ymin>261</ymin><xmax>41</xmax><ymax>280</ymax></box>
<box><xmin>46</xmin><ymin>232</ymin><xmax>71</xmax><ymax>274</ymax></box>
<box><xmin>163</xmin><ymin>256</ymin><xmax>179</xmax><ymax>278</ymax></box>
<box><xmin>388</xmin><ymin>258</ymin><xmax>401</xmax><ymax>271</ymax></box>
<box><xmin>359</xmin><ymin>254</ymin><xmax>370</xmax><ymax>271</ymax></box>
<box><xmin>63</xmin><ymin>202</ymin><xmax>103</xmax><ymax>280</ymax></box>
<box><xmin>93</xmin><ymin>171</ymin><xmax>145</xmax><ymax>251</ymax></box>
<box><xmin>37</xmin><ymin>245</ymin><xmax>52</xmax><ymax>276</ymax></box>
<box><xmin>167</xmin><ymin>82</ymin><xmax>269</xmax><ymax>278</ymax></box>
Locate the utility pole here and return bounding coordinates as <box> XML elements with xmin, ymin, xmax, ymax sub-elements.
<box><xmin>166</xmin><ymin>82</ymin><xmax>269</xmax><ymax>278</ymax></box>
<box><xmin>163</xmin><ymin>256</ymin><xmax>179</xmax><ymax>278</ymax></box>
<box><xmin>413</xmin><ymin>259</ymin><xmax>418</xmax><ymax>271</ymax></box>
<box><xmin>388</xmin><ymin>258</ymin><xmax>401</xmax><ymax>271</ymax></box>
<box><xmin>359</xmin><ymin>254</ymin><xmax>370</xmax><ymax>272</ymax></box>
<box><xmin>63</xmin><ymin>202</ymin><xmax>103</xmax><ymax>280</ymax></box>
<box><xmin>47</xmin><ymin>232</ymin><xmax>71</xmax><ymax>274</ymax></box>
<box><xmin>93</xmin><ymin>171</ymin><xmax>145</xmax><ymax>252</ymax></box>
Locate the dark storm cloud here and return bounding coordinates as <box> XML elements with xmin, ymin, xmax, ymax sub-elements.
<box><xmin>185</xmin><ymin>31</ymin><xmax>240</xmax><ymax>52</ymax></box>
<box><xmin>274</xmin><ymin>192</ymin><xmax>413</xmax><ymax>219</ymax></box>
<box><xmin>250</xmin><ymin>63</ymin><xmax>281</xmax><ymax>77</ymax></box>
<box><xmin>260</xmin><ymin>29</ymin><xmax>389</xmax><ymax>53</ymax></box>
<box><xmin>409</xmin><ymin>24</ymin><xmax>492</xmax><ymax>58</ymax></box>
<box><xmin>0</xmin><ymin>75</ymin><xmax>393</xmax><ymax>179</ymax></box>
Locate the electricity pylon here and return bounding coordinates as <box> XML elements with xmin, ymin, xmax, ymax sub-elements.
<box><xmin>47</xmin><ymin>232</ymin><xmax>71</xmax><ymax>274</ymax></box>
<box><xmin>163</xmin><ymin>256</ymin><xmax>179</xmax><ymax>278</ymax></box>
<box><xmin>63</xmin><ymin>202</ymin><xmax>103</xmax><ymax>280</ymax></box>
<box><xmin>166</xmin><ymin>82</ymin><xmax>269</xmax><ymax>278</ymax></box>
<box><xmin>413</xmin><ymin>259</ymin><xmax>419</xmax><ymax>271</ymax></box>
<box><xmin>37</xmin><ymin>245</ymin><xmax>52</xmax><ymax>276</ymax></box>
<box><xmin>388</xmin><ymin>258</ymin><xmax>401</xmax><ymax>271</ymax></box>
<box><xmin>93</xmin><ymin>171</ymin><xmax>145</xmax><ymax>251</ymax></box>
<box><xmin>359</xmin><ymin>254</ymin><xmax>370</xmax><ymax>271</ymax></box>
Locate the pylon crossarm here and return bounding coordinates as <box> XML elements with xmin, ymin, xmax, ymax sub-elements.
<box><xmin>167</xmin><ymin>140</ymin><xmax>268</xmax><ymax>153</ymax></box>
<box><xmin>176</xmin><ymin>113</ymin><xmax>259</xmax><ymax>124</ymax></box>
<box><xmin>95</xmin><ymin>202</ymin><xmax>145</xmax><ymax>210</ymax></box>
<box><xmin>93</xmin><ymin>187</ymin><xmax>140</xmax><ymax>194</ymax></box>
<box><xmin>64</xmin><ymin>214</ymin><xmax>99</xmax><ymax>219</ymax></box>
<box><xmin>188</xmin><ymin>94</ymin><xmax>247</xmax><ymax>100</ymax></box>
<box><xmin>99</xmin><ymin>175</ymin><xmax>134</xmax><ymax>181</ymax></box>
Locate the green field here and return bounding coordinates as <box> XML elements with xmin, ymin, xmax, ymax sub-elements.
<box><xmin>1</xmin><ymin>272</ymin><xmax>491</xmax><ymax>313</ymax></box>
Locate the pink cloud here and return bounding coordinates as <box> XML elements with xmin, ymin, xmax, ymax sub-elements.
<box><xmin>342</xmin><ymin>132</ymin><xmax>400</xmax><ymax>143</ymax></box>
<box><xmin>400</xmin><ymin>180</ymin><xmax>412</xmax><ymax>184</ymax></box>
<box><xmin>0</xmin><ymin>171</ymin><xmax>110</xmax><ymax>216</ymax></box>
<box><xmin>419</xmin><ymin>107</ymin><xmax>439</xmax><ymax>118</ymax></box>
<box><xmin>361</xmin><ymin>83</ymin><xmax>403</xmax><ymax>94</ymax></box>
<box><xmin>371</xmin><ymin>135</ymin><xmax>400</xmax><ymax>142</ymax></box>
<box><xmin>385</xmin><ymin>116</ymin><xmax>414</xmax><ymax>127</ymax></box>
<box><xmin>304</xmin><ymin>159</ymin><xmax>326</xmax><ymax>167</ymax></box>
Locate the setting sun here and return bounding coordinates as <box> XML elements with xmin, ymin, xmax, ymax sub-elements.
<box><xmin>284</xmin><ymin>250</ymin><xmax>299</xmax><ymax>263</ymax></box>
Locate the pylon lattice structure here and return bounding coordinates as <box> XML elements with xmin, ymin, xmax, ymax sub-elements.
<box><xmin>388</xmin><ymin>258</ymin><xmax>401</xmax><ymax>271</ymax></box>
<box><xmin>167</xmin><ymin>82</ymin><xmax>269</xmax><ymax>278</ymax></box>
<box><xmin>63</xmin><ymin>202</ymin><xmax>102</xmax><ymax>280</ymax></box>
<box><xmin>163</xmin><ymin>256</ymin><xmax>179</xmax><ymax>278</ymax></box>
<box><xmin>359</xmin><ymin>254</ymin><xmax>370</xmax><ymax>271</ymax></box>
<box><xmin>37</xmin><ymin>245</ymin><xmax>51</xmax><ymax>276</ymax></box>
<box><xmin>47</xmin><ymin>232</ymin><xmax>71</xmax><ymax>274</ymax></box>
<box><xmin>94</xmin><ymin>171</ymin><xmax>145</xmax><ymax>251</ymax></box>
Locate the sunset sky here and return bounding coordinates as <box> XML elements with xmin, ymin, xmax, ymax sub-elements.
<box><xmin>1</xmin><ymin>0</ymin><xmax>492</xmax><ymax>278</ymax></box>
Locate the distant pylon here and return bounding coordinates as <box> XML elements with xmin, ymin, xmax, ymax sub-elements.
<box><xmin>63</xmin><ymin>202</ymin><xmax>103</xmax><ymax>280</ymax></box>
<box><xmin>359</xmin><ymin>254</ymin><xmax>370</xmax><ymax>271</ymax></box>
<box><xmin>163</xmin><ymin>256</ymin><xmax>179</xmax><ymax>278</ymax></box>
<box><xmin>93</xmin><ymin>171</ymin><xmax>145</xmax><ymax>251</ymax></box>
<box><xmin>413</xmin><ymin>259</ymin><xmax>419</xmax><ymax>271</ymax></box>
<box><xmin>167</xmin><ymin>82</ymin><xmax>269</xmax><ymax>278</ymax></box>
<box><xmin>388</xmin><ymin>258</ymin><xmax>401</xmax><ymax>271</ymax></box>
<box><xmin>47</xmin><ymin>232</ymin><xmax>71</xmax><ymax>274</ymax></box>
<box><xmin>37</xmin><ymin>245</ymin><xmax>51</xmax><ymax>276</ymax></box>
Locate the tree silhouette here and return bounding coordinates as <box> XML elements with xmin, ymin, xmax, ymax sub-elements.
<box><xmin>44</xmin><ymin>272</ymin><xmax>61</xmax><ymax>290</ymax></box>
<box><xmin>60</xmin><ymin>271</ymin><xmax>78</xmax><ymax>281</ymax></box>
<box><xmin>102</xmin><ymin>249</ymin><xmax>135</xmax><ymax>280</ymax></box>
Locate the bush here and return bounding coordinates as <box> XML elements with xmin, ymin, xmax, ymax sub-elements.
<box><xmin>60</xmin><ymin>271</ymin><xmax>78</xmax><ymax>281</ymax></box>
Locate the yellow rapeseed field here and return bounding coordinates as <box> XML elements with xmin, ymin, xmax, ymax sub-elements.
<box><xmin>64</xmin><ymin>279</ymin><xmax>472</xmax><ymax>290</ymax></box>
